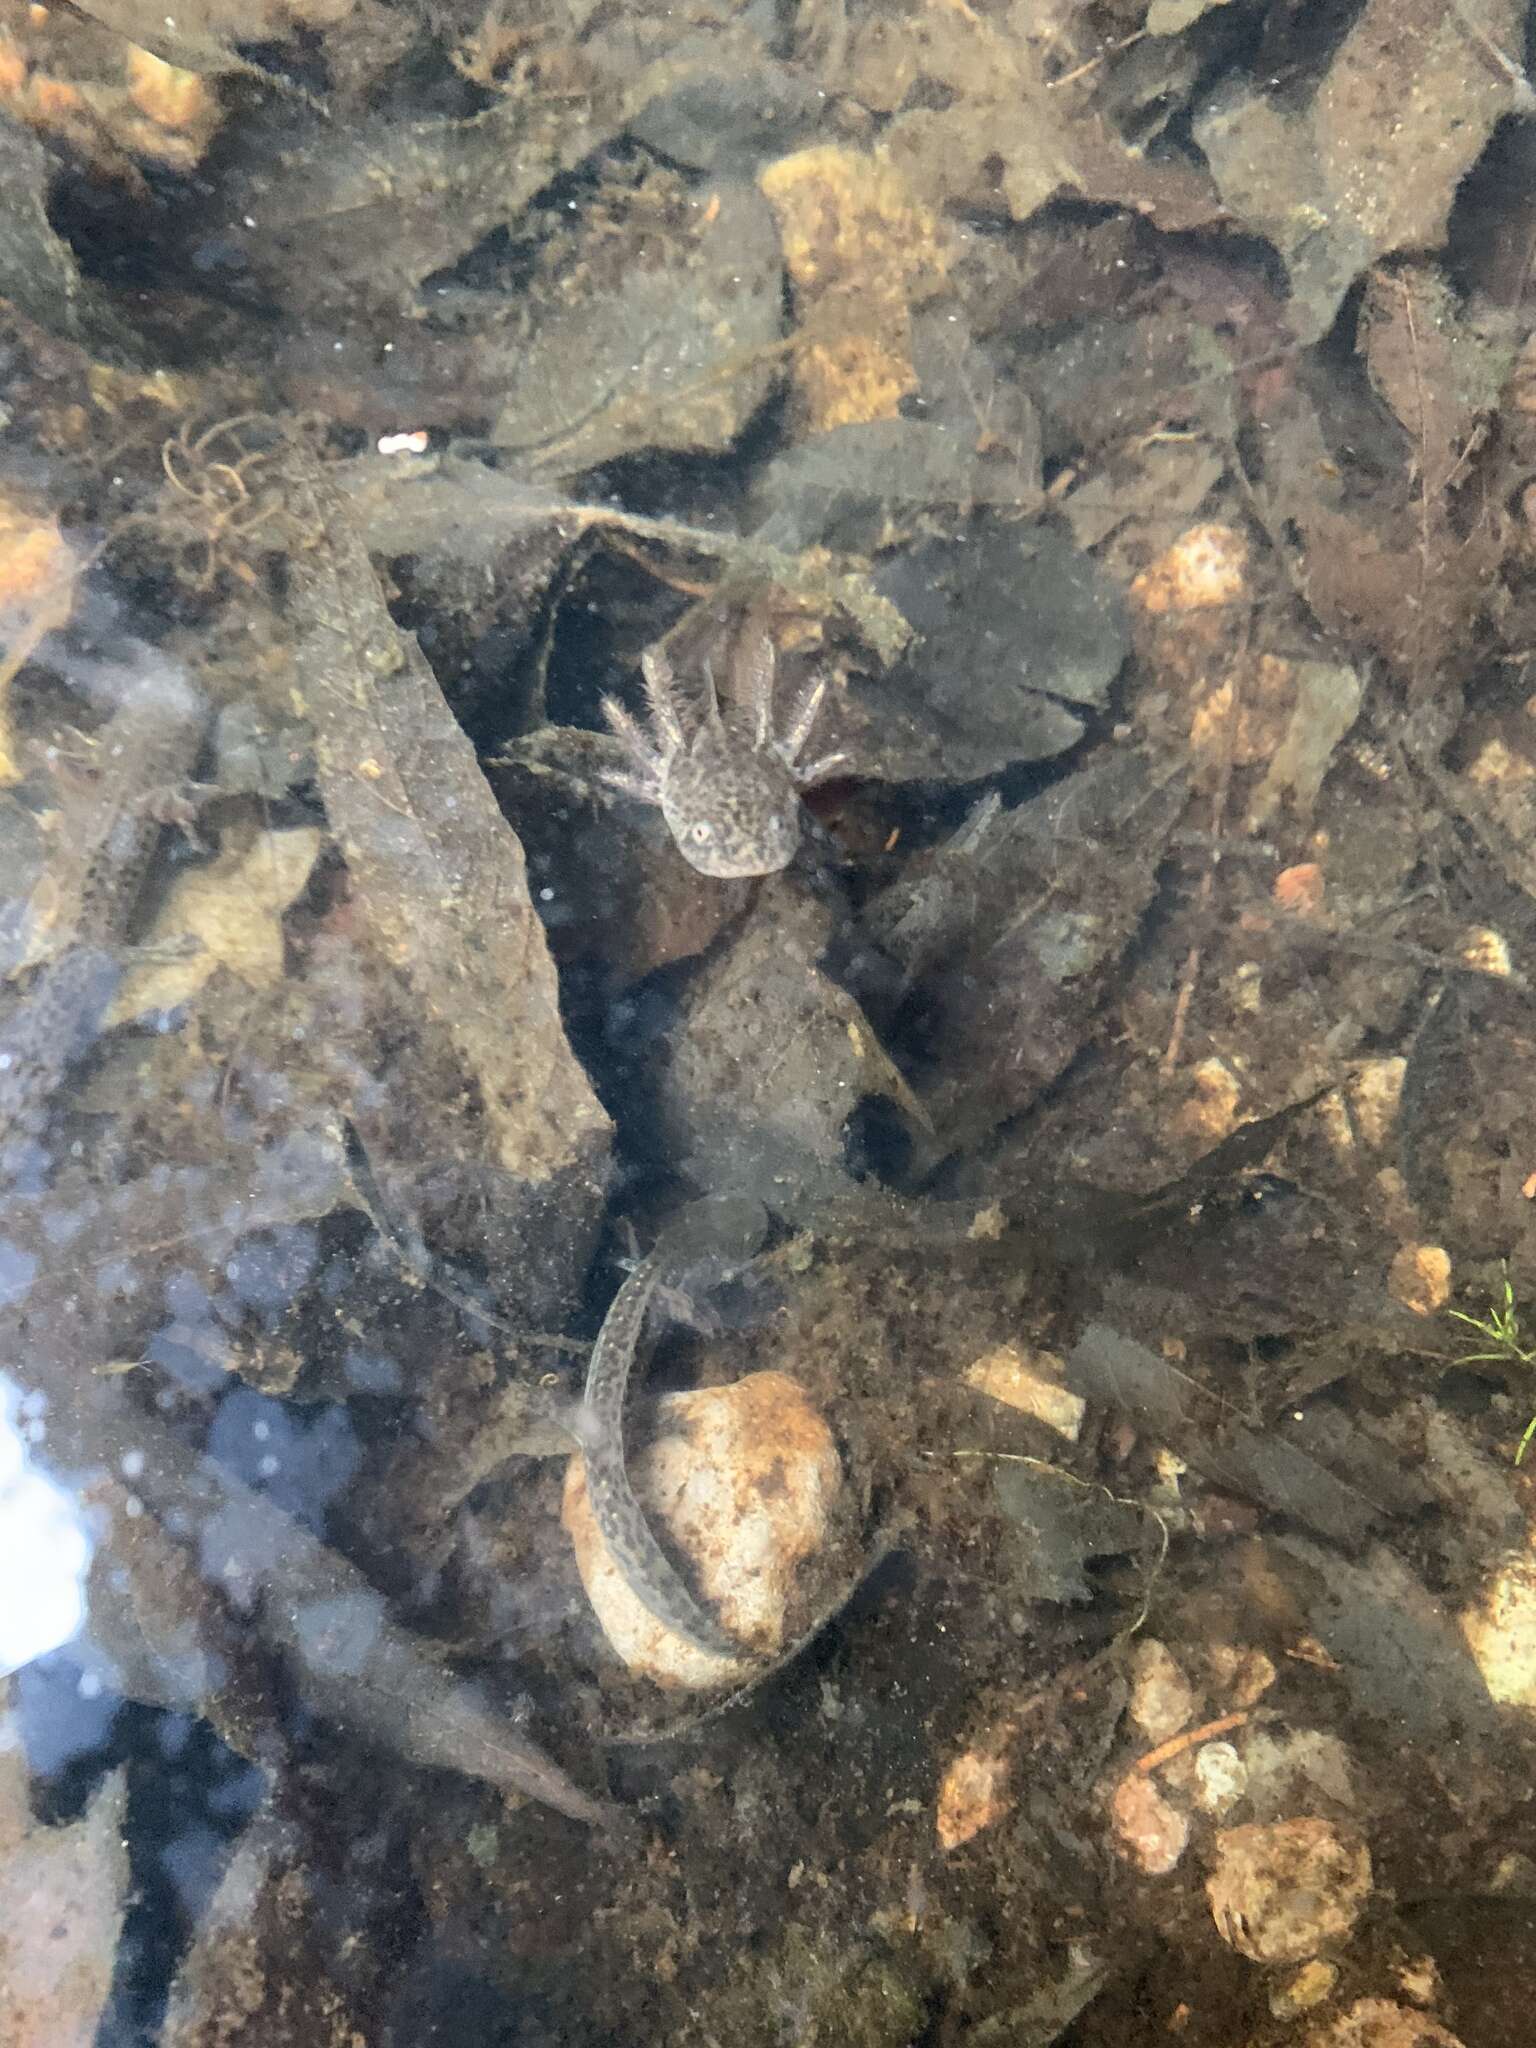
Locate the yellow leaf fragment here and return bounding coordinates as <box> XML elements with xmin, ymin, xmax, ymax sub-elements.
<box><xmin>964</xmin><ymin>1343</ymin><xmax>1085</xmax><ymax>1442</ymax></box>
<box><xmin>125</xmin><ymin>45</ymin><xmax>211</xmax><ymax>129</ymax></box>
<box><xmin>759</xmin><ymin>144</ymin><xmax>949</xmax><ymax>432</ymax></box>
<box><xmin>108</xmin><ymin>825</ymin><xmax>322</xmax><ymax>1022</ymax></box>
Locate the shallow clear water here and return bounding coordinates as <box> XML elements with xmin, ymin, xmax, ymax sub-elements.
<box><xmin>5</xmin><ymin>3</ymin><xmax>1536</xmax><ymax>2043</ymax></box>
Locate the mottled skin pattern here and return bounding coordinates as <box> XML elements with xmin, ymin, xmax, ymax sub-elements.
<box><xmin>601</xmin><ymin>628</ymin><xmax>847</xmax><ymax>878</ymax></box>
<box><xmin>579</xmin><ymin>1194</ymin><xmax>771</xmax><ymax>1658</ymax></box>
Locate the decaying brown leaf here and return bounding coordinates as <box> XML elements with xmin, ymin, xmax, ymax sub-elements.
<box><xmin>868</xmin><ymin>749</ymin><xmax>1187</xmax><ymax>1155</ymax></box>
<box><xmin>1195</xmin><ymin>0</ymin><xmax>1523</xmax><ymax>339</ymax></box>
<box><xmin>1249</xmin><ymin>270</ymin><xmax>1514</xmax><ymax>687</ymax></box>
<box><xmin>218</xmin><ymin>65</ymin><xmax>658</xmax><ymax>320</ymax></box>
<box><xmin>276</xmin><ymin>447</ymin><xmax>611</xmax><ymax>1191</ymax></box>
<box><xmin>853</xmin><ymin>0</ymin><xmax>1219</xmax><ymax>232</ymax></box>
<box><xmin>161</xmin><ymin>1801</ymin><xmax>375</xmax><ymax>2048</ymax></box>
<box><xmin>492</xmin><ymin>182</ymin><xmax>784</xmax><ymax>472</ymax></box>
<box><xmin>1246</xmin><ymin>661</ymin><xmax>1363</xmax><ymax>830</ymax></box>
<box><xmin>1359</xmin><ymin>265</ymin><xmax>1515</xmax><ymax>497</ymax></box>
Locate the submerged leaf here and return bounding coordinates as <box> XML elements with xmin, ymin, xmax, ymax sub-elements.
<box><xmin>1067</xmin><ymin>1323</ymin><xmax>1384</xmax><ymax>1547</ymax></box>
<box><xmin>1195</xmin><ymin>0</ymin><xmax>1522</xmax><ymax>338</ymax></box>
<box><xmin>492</xmin><ymin>184</ymin><xmax>784</xmax><ymax>474</ymax></box>
<box><xmin>277</xmin><ymin>447</ymin><xmax>611</xmax><ymax>1189</ymax></box>
<box><xmin>107</xmin><ymin>824</ymin><xmax>321</xmax><ymax>1021</ymax></box>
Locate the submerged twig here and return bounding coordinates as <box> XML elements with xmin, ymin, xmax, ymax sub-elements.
<box><xmin>1134</xmin><ymin>1710</ymin><xmax>1250</xmax><ymax>1775</ymax></box>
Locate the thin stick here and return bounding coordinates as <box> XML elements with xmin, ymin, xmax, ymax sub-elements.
<box><xmin>1398</xmin><ymin>272</ymin><xmax>1433</xmax><ymax>698</ymax></box>
<box><xmin>1162</xmin><ymin>638</ymin><xmax>1244</xmax><ymax>1076</ymax></box>
<box><xmin>1135</xmin><ymin>1709</ymin><xmax>1249</xmax><ymax>1775</ymax></box>
<box><xmin>1047</xmin><ymin>28</ymin><xmax>1147</xmax><ymax>89</ymax></box>
<box><xmin>1448</xmin><ymin>0</ymin><xmax>1536</xmax><ymax>111</ymax></box>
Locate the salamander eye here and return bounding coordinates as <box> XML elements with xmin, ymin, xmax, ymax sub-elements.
<box><xmin>689</xmin><ymin>821</ymin><xmax>715</xmax><ymax>844</ymax></box>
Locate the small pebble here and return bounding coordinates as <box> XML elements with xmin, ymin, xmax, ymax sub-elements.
<box><xmin>1207</xmin><ymin>1817</ymin><xmax>1372</xmax><ymax>1962</ymax></box>
<box><xmin>1130</xmin><ymin>523</ymin><xmax>1249</xmax><ymax>613</ymax></box>
<box><xmin>1110</xmin><ymin>1772</ymin><xmax>1189</xmax><ymax>1875</ymax></box>
<box><xmin>1458</xmin><ymin>926</ymin><xmax>1512</xmax><ymax>977</ymax></box>
<box><xmin>1193</xmin><ymin>1740</ymin><xmax>1248</xmax><ymax>1817</ymax></box>
<box><xmin>1171</xmin><ymin>1057</ymin><xmax>1242</xmax><ymax>1143</ymax></box>
<box><xmin>563</xmin><ymin>1370</ymin><xmax>844</xmax><ymax>1690</ymax></box>
<box><xmin>1242</xmin><ymin>1728</ymin><xmax>1356</xmax><ymax>1818</ymax></box>
<box><xmin>1392</xmin><ymin>1954</ymin><xmax>1442</xmax><ymax>2008</ymax></box>
<box><xmin>1388</xmin><ymin>1244</ymin><xmax>1451</xmax><ymax>1316</ymax></box>
<box><xmin>1461</xmin><ymin>1551</ymin><xmax>1536</xmax><ymax>1708</ymax></box>
<box><xmin>936</xmin><ymin>1737</ymin><xmax>1014</xmax><ymax>1852</ymax></box>
<box><xmin>1204</xmin><ymin>1643</ymin><xmax>1277</xmax><ymax>1708</ymax></box>
<box><xmin>1128</xmin><ymin>1639</ymin><xmax>1196</xmax><ymax>1745</ymax></box>
<box><xmin>1303</xmin><ymin>1998</ymin><xmax>1464</xmax><ymax>2048</ymax></box>
<box><xmin>1273</xmin><ymin>863</ymin><xmax>1325</xmax><ymax>917</ymax></box>
<box><xmin>1269</xmin><ymin>1959</ymin><xmax>1338</xmax><ymax>2020</ymax></box>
